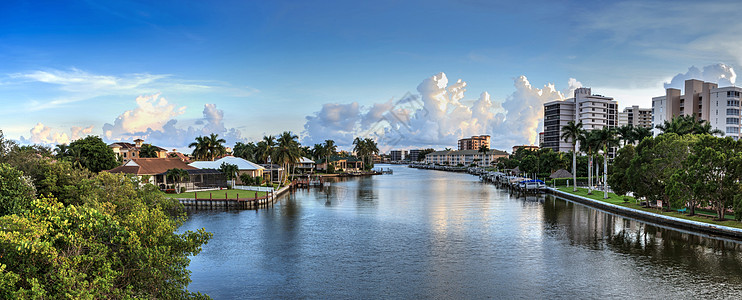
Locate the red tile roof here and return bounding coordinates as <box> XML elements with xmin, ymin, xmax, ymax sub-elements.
<box><xmin>106</xmin><ymin>158</ymin><xmax>197</xmax><ymax>175</ymax></box>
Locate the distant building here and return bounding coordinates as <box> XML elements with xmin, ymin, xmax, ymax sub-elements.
<box><xmin>424</xmin><ymin>149</ymin><xmax>508</xmax><ymax>167</ymax></box>
<box><xmin>457</xmin><ymin>135</ymin><xmax>490</xmax><ymax>150</ymax></box>
<box><xmin>538</xmin><ymin>132</ymin><xmax>544</xmax><ymax>148</ymax></box>
<box><xmin>390</xmin><ymin>150</ymin><xmax>407</xmax><ymax>161</ymax></box>
<box><xmin>618</xmin><ymin>105</ymin><xmax>653</xmax><ymax>128</ymax></box>
<box><xmin>407</xmin><ymin>149</ymin><xmax>422</xmax><ymax>161</ymax></box>
<box><xmin>109</xmin><ymin>138</ymin><xmax>168</xmax><ymax>163</ymax></box>
<box><xmin>543</xmin><ymin>87</ymin><xmax>618</xmax><ymax>153</ymax></box>
<box><xmin>652</xmin><ymin>79</ymin><xmax>740</xmax><ymax>139</ymax></box>
<box><xmin>316</xmin><ymin>156</ymin><xmax>364</xmax><ymax>172</ymax></box>
<box><xmin>512</xmin><ymin>145</ymin><xmax>539</xmax><ymax>153</ymax></box>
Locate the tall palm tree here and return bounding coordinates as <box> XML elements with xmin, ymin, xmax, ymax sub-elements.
<box><xmin>478</xmin><ymin>145</ymin><xmax>490</xmax><ymax>167</ymax></box>
<box><xmin>561</xmin><ymin>121</ymin><xmax>583</xmax><ymax>192</ymax></box>
<box><xmin>364</xmin><ymin>138</ymin><xmax>379</xmax><ymax>169</ymax></box>
<box><xmin>322</xmin><ymin>139</ymin><xmax>337</xmax><ymax>172</ymax></box>
<box><xmin>276</xmin><ymin>131</ymin><xmax>300</xmax><ymax>184</ymax></box>
<box><xmin>189</xmin><ymin>136</ymin><xmax>209</xmax><ymax>160</ymax></box>
<box><xmin>578</xmin><ymin>129</ymin><xmax>600</xmax><ymax>195</ymax></box>
<box><xmin>594</xmin><ymin>126</ymin><xmax>619</xmax><ymax>199</ymax></box>
<box><xmin>206</xmin><ymin>133</ymin><xmax>226</xmax><ymax>161</ymax></box>
<box><xmin>257</xmin><ymin>135</ymin><xmax>276</xmax><ymax>164</ymax></box>
<box><xmin>54</xmin><ymin>143</ymin><xmax>69</xmax><ymax>158</ymax></box>
<box><xmin>616</xmin><ymin>124</ymin><xmax>635</xmax><ymax>146</ymax></box>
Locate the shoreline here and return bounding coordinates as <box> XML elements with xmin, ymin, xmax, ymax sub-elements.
<box><xmin>546</xmin><ymin>187</ymin><xmax>742</xmax><ymax>240</ymax></box>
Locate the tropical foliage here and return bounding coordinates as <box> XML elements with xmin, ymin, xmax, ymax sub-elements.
<box><xmin>352</xmin><ymin>137</ymin><xmax>379</xmax><ymax>170</ymax></box>
<box><xmin>0</xmin><ymin>137</ymin><xmax>211</xmax><ymax>298</ymax></box>
<box><xmin>189</xmin><ymin>134</ymin><xmax>226</xmax><ymax>161</ymax></box>
<box><xmin>139</xmin><ymin>143</ymin><xmax>160</xmax><ymax>158</ymax></box>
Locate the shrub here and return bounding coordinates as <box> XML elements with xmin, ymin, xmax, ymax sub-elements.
<box><xmin>180</xmin><ymin>187</ymin><xmax>186</xmax><ymax>194</ymax></box>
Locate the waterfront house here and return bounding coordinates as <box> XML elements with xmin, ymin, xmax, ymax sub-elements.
<box><xmin>297</xmin><ymin>157</ymin><xmax>315</xmax><ymax>173</ymax></box>
<box><xmin>424</xmin><ymin>149</ymin><xmax>508</xmax><ymax>167</ymax></box>
<box><xmin>109</xmin><ymin>138</ymin><xmax>169</xmax><ymax>163</ymax></box>
<box><xmin>259</xmin><ymin>164</ymin><xmax>285</xmax><ymax>183</ymax></box>
<box><xmin>316</xmin><ymin>156</ymin><xmax>364</xmax><ymax>172</ymax></box>
<box><xmin>105</xmin><ymin>157</ymin><xmax>225</xmax><ymax>190</ymax></box>
<box><xmin>190</xmin><ymin>156</ymin><xmax>265</xmax><ymax>184</ymax></box>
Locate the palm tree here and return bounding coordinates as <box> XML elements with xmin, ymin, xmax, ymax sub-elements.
<box><xmin>561</xmin><ymin>121</ymin><xmax>583</xmax><ymax>192</ymax></box>
<box><xmin>54</xmin><ymin>143</ymin><xmax>69</xmax><ymax>158</ymax></box>
<box><xmin>364</xmin><ymin>138</ymin><xmax>379</xmax><ymax>169</ymax></box>
<box><xmin>578</xmin><ymin>129</ymin><xmax>600</xmax><ymax>195</ymax></box>
<box><xmin>478</xmin><ymin>145</ymin><xmax>490</xmax><ymax>167</ymax></box>
<box><xmin>139</xmin><ymin>144</ymin><xmax>159</xmax><ymax>158</ymax></box>
<box><xmin>257</xmin><ymin>135</ymin><xmax>276</xmax><ymax>164</ymax></box>
<box><xmin>322</xmin><ymin>139</ymin><xmax>337</xmax><ymax>172</ymax></box>
<box><xmin>189</xmin><ymin>136</ymin><xmax>209</xmax><ymax>160</ymax></box>
<box><xmin>594</xmin><ymin>126</ymin><xmax>619</xmax><ymax>199</ymax></box>
<box><xmin>233</xmin><ymin>142</ymin><xmax>258</xmax><ymax>161</ymax></box>
<box><xmin>275</xmin><ymin>131</ymin><xmax>301</xmax><ymax>184</ymax></box>
<box><xmin>166</xmin><ymin>168</ymin><xmax>190</xmax><ymax>193</ymax></box>
<box><xmin>616</xmin><ymin>124</ymin><xmax>635</xmax><ymax>146</ymax></box>
<box><xmin>219</xmin><ymin>162</ymin><xmax>239</xmax><ymax>188</ymax></box>
<box><xmin>206</xmin><ymin>133</ymin><xmax>226</xmax><ymax>161</ymax></box>
<box><xmin>633</xmin><ymin>126</ymin><xmax>653</xmax><ymax>144</ymax></box>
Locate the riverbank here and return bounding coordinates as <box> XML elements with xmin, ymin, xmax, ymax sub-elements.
<box><xmin>548</xmin><ymin>187</ymin><xmax>742</xmax><ymax>240</ymax></box>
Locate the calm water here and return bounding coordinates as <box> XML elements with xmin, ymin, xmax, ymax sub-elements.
<box><xmin>180</xmin><ymin>165</ymin><xmax>742</xmax><ymax>299</ymax></box>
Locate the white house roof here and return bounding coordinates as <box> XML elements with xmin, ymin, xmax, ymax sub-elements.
<box><xmin>189</xmin><ymin>156</ymin><xmax>265</xmax><ymax>171</ymax></box>
<box><xmin>299</xmin><ymin>157</ymin><xmax>315</xmax><ymax>164</ymax></box>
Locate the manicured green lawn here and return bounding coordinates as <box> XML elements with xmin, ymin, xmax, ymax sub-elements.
<box><xmin>164</xmin><ymin>189</ymin><xmax>267</xmax><ymax>199</ymax></box>
<box><xmin>554</xmin><ymin>186</ymin><xmax>742</xmax><ymax>229</ymax></box>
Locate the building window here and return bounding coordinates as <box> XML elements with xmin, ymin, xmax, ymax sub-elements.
<box><xmin>726</xmin><ymin>127</ymin><xmax>740</xmax><ymax>134</ymax></box>
<box><xmin>728</xmin><ymin>118</ymin><xmax>740</xmax><ymax>125</ymax></box>
<box><xmin>727</xmin><ymin>109</ymin><xmax>740</xmax><ymax>115</ymax></box>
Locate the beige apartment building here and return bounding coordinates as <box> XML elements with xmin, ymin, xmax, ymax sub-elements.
<box><xmin>618</xmin><ymin>105</ymin><xmax>653</xmax><ymax>128</ymax></box>
<box><xmin>652</xmin><ymin>79</ymin><xmax>740</xmax><ymax>139</ymax></box>
<box><xmin>424</xmin><ymin>149</ymin><xmax>508</xmax><ymax>167</ymax></box>
<box><xmin>457</xmin><ymin>135</ymin><xmax>490</xmax><ymax>150</ymax></box>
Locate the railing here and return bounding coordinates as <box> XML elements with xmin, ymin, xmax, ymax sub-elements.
<box><xmin>233</xmin><ymin>185</ymin><xmax>275</xmax><ymax>192</ymax></box>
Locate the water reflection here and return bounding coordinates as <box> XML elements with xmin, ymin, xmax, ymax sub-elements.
<box><xmin>181</xmin><ymin>165</ymin><xmax>742</xmax><ymax>299</ymax></box>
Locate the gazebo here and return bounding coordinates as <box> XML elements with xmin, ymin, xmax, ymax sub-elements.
<box><xmin>549</xmin><ymin>169</ymin><xmax>573</xmax><ymax>179</ymax></box>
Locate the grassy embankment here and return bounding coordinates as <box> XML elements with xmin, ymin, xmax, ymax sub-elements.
<box><xmin>554</xmin><ymin>186</ymin><xmax>742</xmax><ymax>229</ymax></box>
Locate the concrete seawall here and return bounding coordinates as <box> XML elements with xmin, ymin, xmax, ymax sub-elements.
<box><xmin>547</xmin><ymin>188</ymin><xmax>742</xmax><ymax>240</ymax></box>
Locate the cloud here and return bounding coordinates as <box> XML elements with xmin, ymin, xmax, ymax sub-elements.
<box><xmin>301</xmin><ymin>72</ymin><xmax>577</xmax><ymax>151</ymax></box>
<box><xmin>20</xmin><ymin>123</ymin><xmax>94</xmax><ymax>145</ymax></box>
<box><xmin>664</xmin><ymin>63</ymin><xmax>737</xmax><ymax>89</ymax></box>
<box><xmin>101</xmin><ymin>94</ymin><xmax>243</xmax><ymax>150</ymax></box>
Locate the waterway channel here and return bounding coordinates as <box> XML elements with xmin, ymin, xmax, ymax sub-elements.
<box><xmin>180</xmin><ymin>164</ymin><xmax>742</xmax><ymax>299</ymax></box>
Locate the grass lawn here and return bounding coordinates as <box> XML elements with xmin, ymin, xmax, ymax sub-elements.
<box><xmin>164</xmin><ymin>189</ymin><xmax>268</xmax><ymax>199</ymax></box>
<box><xmin>554</xmin><ymin>186</ymin><xmax>742</xmax><ymax>229</ymax></box>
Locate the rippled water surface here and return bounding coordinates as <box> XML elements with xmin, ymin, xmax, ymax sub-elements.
<box><xmin>180</xmin><ymin>165</ymin><xmax>742</xmax><ymax>299</ymax></box>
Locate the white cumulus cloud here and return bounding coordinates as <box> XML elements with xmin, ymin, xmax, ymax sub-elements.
<box><xmin>664</xmin><ymin>63</ymin><xmax>736</xmax><ymax>89</ymax></box>
<box><xmin>301</xmin><ymin>72</ymin><xmax>578</xmax><ymax>151</ymax></box>
<box><xmin>20</xmin><ymin>123</ymin><xmax>94</xmax><ymax>146</ymax></box>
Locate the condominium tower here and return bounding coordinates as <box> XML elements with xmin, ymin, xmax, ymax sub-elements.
<box><xmin>651</xmin><ymin>79</ymin><xmax>741</xmax><ymax>139</ymax></box>
<box><xmin>457</xmin><ymin>135</ymin><xmax>490</xmax><ymax>150</ymax></box>
<box><xmin>542</xmin><ymin>87</ymin><xmax>618</xmax><ymax>153</ymax></box>
<box><xmin>618</xmin><ymin>105</ymin><xmax>653</xmax><ymax>128</ymax></box>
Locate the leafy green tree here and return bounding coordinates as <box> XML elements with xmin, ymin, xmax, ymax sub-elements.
<box><xmin>685</xmin><ymin>135</ymin><xmax>742</xmax><ymax>220</ymax></box>
<box><xmin>233</xmin><ymin>142</ymin><xmax>258</xmax><ymax>162</ymax></box>
<box><xmin>67</xmin><ymin>136</ymin><xmax>119</xmax><ymax>173</ymax></box>
<box><xmin>0</xmin><ymin>163</ymin><xmax>35</xmax><ymax>216</ymax></box>
<box><xmin>139</xmin><ymin>143</ymin><xmax>160</xmax><ymax>158</ymax></box>
<box><xmin>417</xmin><ymin>148</ymin><xmax>435</xmax><ymax>162</ymax></box>
<box><xmin>561</xmin><ymin>121</ymin><xmax>583</xmax><ymax>191</ymax></box>
<box><xmin>608</xmin><ymin>145</ymin><xmax>634</xmax><ymax>197</ymax></box>
<box><xmin>520</xmin><ymin>155</ymin><xmax>538</xmax><ymax>175</ymax></box>
<box><xmin>628</xmin><ymin>133</ymin><xmax>697</xmax><ymax>210</ymax></box>
<box><xmin>256</xmin><ymin>135</ymin><xmax>276</xmax><ymax>164</ymax></box>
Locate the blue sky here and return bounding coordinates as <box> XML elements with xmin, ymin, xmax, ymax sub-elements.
<box><xmin>1</xmin><ymin>0</ymin><xmax>740</xmax><ymax>151</ymax></box>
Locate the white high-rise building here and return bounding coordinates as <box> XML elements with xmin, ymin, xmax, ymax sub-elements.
<box><xmin>542</xmin><ymin>87</ymin><xmax>618</xmax><ymax>153</ymax></box>
<box><xmin>709</xmin><ymin>87</ymin><xmax>742</xmax><ymax>140</ymax></box>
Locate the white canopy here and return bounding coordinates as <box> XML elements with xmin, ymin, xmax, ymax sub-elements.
<box><xmin>190</xmin><ymin>156</ymin><xmax>265</xmax><ymax>171</ymax></box>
